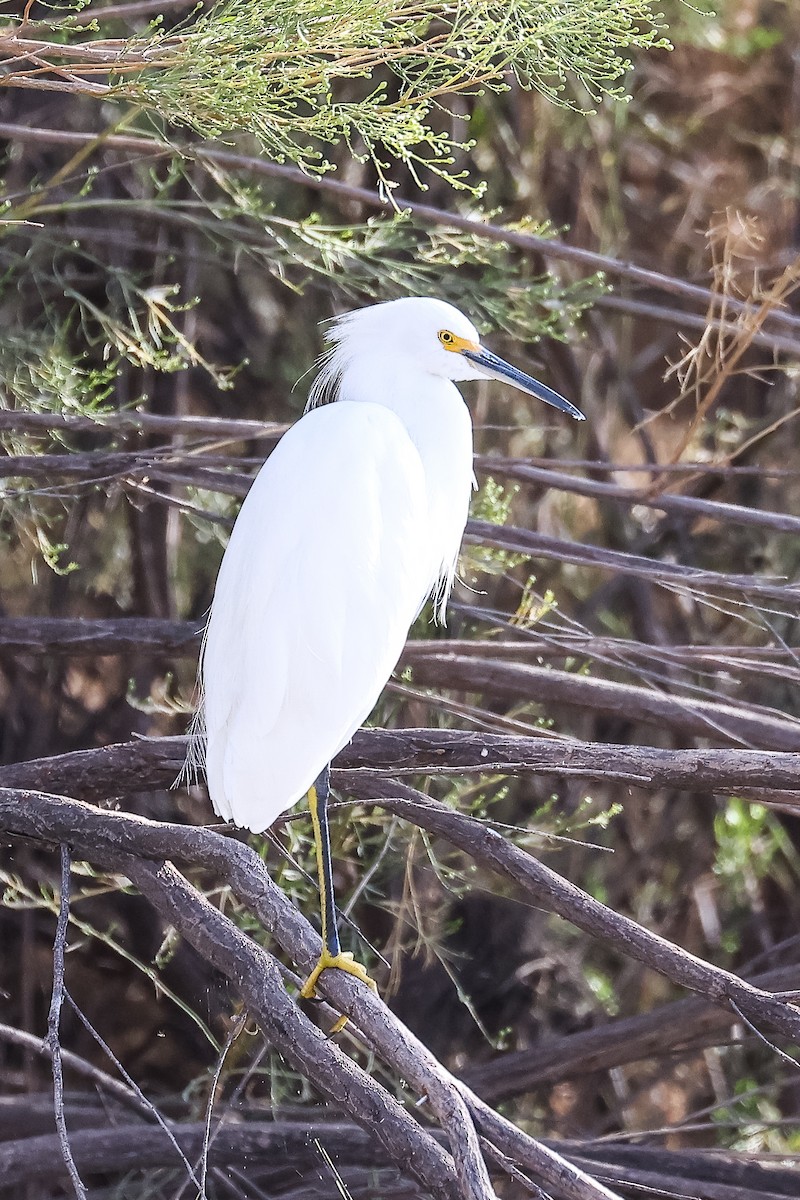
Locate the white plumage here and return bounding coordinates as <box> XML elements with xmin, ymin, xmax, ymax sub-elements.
<box><xmin>197</xmin><ymin>295</ymin><xmax>584</xmax><ymax>835</ymax></box>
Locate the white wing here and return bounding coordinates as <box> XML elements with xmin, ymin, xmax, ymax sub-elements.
<box><xmin>200</xmin><ymin>401</ymin><xmax>431</xmax><ymax>832</ymax></box>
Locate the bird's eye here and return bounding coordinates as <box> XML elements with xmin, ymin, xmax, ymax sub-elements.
<box><xmin>438</xmin><ymin>330</ymin><xmax>456</xmax><ymax>348</ymax></box>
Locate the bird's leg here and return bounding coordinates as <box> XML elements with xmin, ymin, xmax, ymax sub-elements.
<box><xmin>300</xmin><ymin>764</ymin><xmax>377</xmax><ymax>1010</ymax></box>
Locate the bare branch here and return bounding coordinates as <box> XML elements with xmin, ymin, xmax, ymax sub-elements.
<box><xmin>408</xmin><ymin>653</ymin><xmax>800</xmax><ymax>752</ymax></box>
<box><xmin>0</xmin><ymin>408</ymin><xmax>285</xmax><ymax>442</ymax></box>
<box><xmin>1</xmin><ymin>731</ymin><xmax>799</xmax><ymax>802</ymax></box>
<box><xmin>0</xmin><ymin>787</ymin><xmax>624</xmax><ymax>1199</ymax></box>
<box><xmin>465</xmin><ymin>521</ymin><xmax>800</xmax><ymax>607</ymax></box>
<box><xmin>463</xmin><ymin>962</ymin><xmax>800</xmax><ymax>1103</ymax></box>
<box><xmin>3</xmin><ymin>787</ymin><xmax>800</xmax><ymax>1192</ymax></box>
<box><xmin>480</xmin><ymin>457</ymin><xmax>800</xmax><ymax>537</ymax></box>
<box><xmin>347</xmin><ymin>777</ymin><xmax>800</xmax><ymax>1043</ymax></box>
<box><xmin>0</xmin><ymin>1022</ymin><xmax>154</xmax><ymax>1118</ymax></box>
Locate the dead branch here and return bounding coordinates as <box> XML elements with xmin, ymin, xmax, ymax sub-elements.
<box><xmin>464</xmin><ymin>962</ymin><xmax>800</xmax><ymax>1103</ymax></box>
<box><xmin>480</xmin><ymin>457</ymin><xmax>800</xmax><ymax>535</ymax></box>
<box><xmin>0</xmin><ymin>1118</ymin><xmax>385</xmax><ymax>1189</ymax></box>
<box><xmin>7</xmin><ymin>438</ymin><xmax>800</xmax><ymax>537</ymax></box>
<box><xmin>1</xmin><ymin>731</ymin><xmax>799</xmax><ymax>801</ymax></box>
<box><xmin>0</xmin><ymin>787</ymin><xmax>626</xmax><ymax>1199</ymax></box>
<box><xmin>113</xmin><ymin>856</ymin><xmax>473</xmax><ymax>1200</ymax></box>
<box><xmin>0</xmin><ymin>791</ymin><xmax>490</xmax><ymax>1200</ymax></box>
<box><xmin>0</xmin><ymin>1022</ymin><xmax>154</xmax><ymax>1119</ymax></box>
<box><xmin>2</xmin><ymin>616</ymin><xmax>798</xmax><ymax>683</ymax></box>
<box><xmin>0</xmin><ymin>616</ymin><xmax>199</xmax><ymax>654</ymax></box>
<box><xmin>3</xmin><ymin>787</ymin><xmax>799</xmax><ymax>1186</ymax></box>
<box><xmin>465</xmin><ymin>522</ymin><xmax>800</xmax><ymax>606</ymax></box>
<box><xmin>3</xmin><ymin>1109</ymin><xmax>795</xmax><ymax>1199</ymax></box>
<box><xmin>340</xmin><ymin>777</ymin><xmax>800</xmax><ymax>1043</ymax></box>
<box><xmin>408</xmin><ymin>653</ymin><xmax>800</xmax><ymax>752</ymax></box>
<box><xmin>0</xmin><ymin>408</ymin><xmax>285</xmax><ymax>441</ymax></box>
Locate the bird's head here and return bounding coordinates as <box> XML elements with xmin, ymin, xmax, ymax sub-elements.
<box><xmin>308</xmin><ymin>296</ymin><xmax>585</xmax><ymax>421</ymax></box>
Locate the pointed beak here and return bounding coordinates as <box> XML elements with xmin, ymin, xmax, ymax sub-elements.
<box><xmin>462</xmin><ymin>346</ymin><xmax>585</xmax><ymax>421</ymax></box>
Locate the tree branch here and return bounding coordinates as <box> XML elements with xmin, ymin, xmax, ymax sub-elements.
<box><xmin>4</xmin><ymin>786</ymin><xmax>799</xmax><ymax>1185</ymax></box>
<box><xmin>0</xmin><ymin>787</ymin><xmax>623</xmax><ymax>1199</ymax></box>
<box><xmin>0</xmin><ymin>1022</ymin><xmax>154</xmax><ymax>1119</ymax></box>
<box><xmin>1</xmin><ymin>731</ymin><xmax>799</xmax><ymax>804</ymax></box>
<box><xmin>463</xmin><ymin>962</ymin><xmax>800</xmax><ymax>1104</ymax></box>
<box><xmin>407</xmin><ymin>653</ymin><xmax>800</xmax><ymax>752</ymax></box>
<box><xmin>346</xmin><ymin>776</ymin><xmax>800</xmax><ymax>1043</ymax></box>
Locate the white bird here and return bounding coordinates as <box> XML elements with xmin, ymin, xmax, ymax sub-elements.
<box><xmin>197</xmin><ymin>296</ymin><xmax>584</xmax><ymax>1004</ymax></box>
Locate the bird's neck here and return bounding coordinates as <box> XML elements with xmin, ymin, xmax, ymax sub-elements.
<box><xmin>338</xmin><ymin>358</ymin><xmax>471</xmax><ymax>468</ymax></box>
<box><xmin>337</xmin><ymin>357</ymin><xmax>475</xmax><ymax>609</ymax></box>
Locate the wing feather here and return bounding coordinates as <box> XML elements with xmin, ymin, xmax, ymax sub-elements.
<box><xmin>201</xmin><ymin>402</ymin><xmax>431</xmax><ymax>832</ymax></box>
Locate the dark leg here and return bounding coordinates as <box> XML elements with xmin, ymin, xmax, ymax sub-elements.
<box><xmin>299</xmin><ymin>766</ymin><xmax>376</xmax><ymax>1005</ymax></box>
<box><xmin>308</xmin><ymin>764</ymin><xmax>340</xmax><ymax>957</ymax></box>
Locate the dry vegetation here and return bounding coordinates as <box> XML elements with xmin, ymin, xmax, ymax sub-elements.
<box><xmin>1</xmin><ymin>0</ymin><xmax>800</xmax><ymax>1198</ymax></box>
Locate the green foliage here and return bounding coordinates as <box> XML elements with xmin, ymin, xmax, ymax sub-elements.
<box><xmin>464</xmin><ymin>476</ymin><xmax>530</xmax><ymax>578</ymax></box>
<box><xmin>111</xmin><ymin>0</ymin><xmax>670</xmax><ymax>187</ymax></box>
<box><xmin>0</xmin><ymin>330</ymin><xmax>115</xmax><ymax>425</ymax></box>
<box><xmin>714</xmin><ymin>797</ymin><xmax>799</xmax><ymax>888</ymax></box>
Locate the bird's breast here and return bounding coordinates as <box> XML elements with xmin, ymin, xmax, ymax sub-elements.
<box><xmin>338</xmin><ymin>365</ymin><xmax>475</xmax><ymax>609</ymax></box>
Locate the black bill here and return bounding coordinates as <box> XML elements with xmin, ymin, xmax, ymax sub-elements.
<box><xmin>463</xmin><ymin>346</ymin><xmax>585</xmax><ymax>421</ymax></box>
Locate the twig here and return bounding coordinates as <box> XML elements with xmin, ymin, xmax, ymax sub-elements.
<box><xmin>63</xmin><ymin>991</ymin><xmax>203</xmax><ymax>1191</ymax></box>
<box><xmin>199</xmin><ymin>1013</ymin><xmax>247</xmax><ymax>1200</ymax></box>
<box><xmin>0</xmin><ymin>1118</ymin><xmax>385</xmax><ymax>1188</ymax></box>
<box><xmin>46</xmin><ymin>845</ymin><xmax>88</xmax><ymax>1200</ymax></box>
<box><xmin>727</xmin><ymin>997</ymin><xmax>800</xmax><ymax>1074</ymax></box>
<box><xmin>0</xmin><ymin>1020</ymin><xmax>151</xmax><ymax>1118</ymax></box>
<box><xmin>1</xmin><ymin>1111</ymin><xmax>796</xmax><ymax>1197</ymax></box>
<box><xmin>69</xmin><ymin>0</ymin><xmax>200</xmax><ymax>25</ymax></box>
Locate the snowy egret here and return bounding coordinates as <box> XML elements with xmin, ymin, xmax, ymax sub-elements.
<box><xmin>197</xmin><ymin>296</ymin><xmax>584</xmax><ymax>1007</ymax></box>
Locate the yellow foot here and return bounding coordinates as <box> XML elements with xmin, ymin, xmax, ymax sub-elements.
<box><xmin>300</xmin><ymin>950</ymin><xmax>377</xmax><ymax>1036</ymax></box>
<box><xmin>300</xmin><ymin>948</ymin><xmax>377</xmax><ymax>1000</ymax></box>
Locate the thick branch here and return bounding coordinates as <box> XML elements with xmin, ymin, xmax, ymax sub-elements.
<box><xmin>345</xmin><ymin>776</ymin><xmax>800</xmax><ymax>1043</ymax></box>
<box><xmin>1</xmin><ymin>732</ymin><xmax>799</xmax><ymax>801</ymax></box>
<box><xmin>408</xmin><ymin>654</ymin><xmax>800</xmax><ymax>752</ymax></box>
<box><xmin>0</xmin><ymin>788</ymin><xmax>622</xmax><ymax>1200</ymax></box>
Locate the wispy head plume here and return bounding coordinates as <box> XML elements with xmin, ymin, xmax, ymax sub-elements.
<box><xmin>306</xmin><ymin>309</ymin><xmax>361</xmax><ymax>411</ymax></box>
